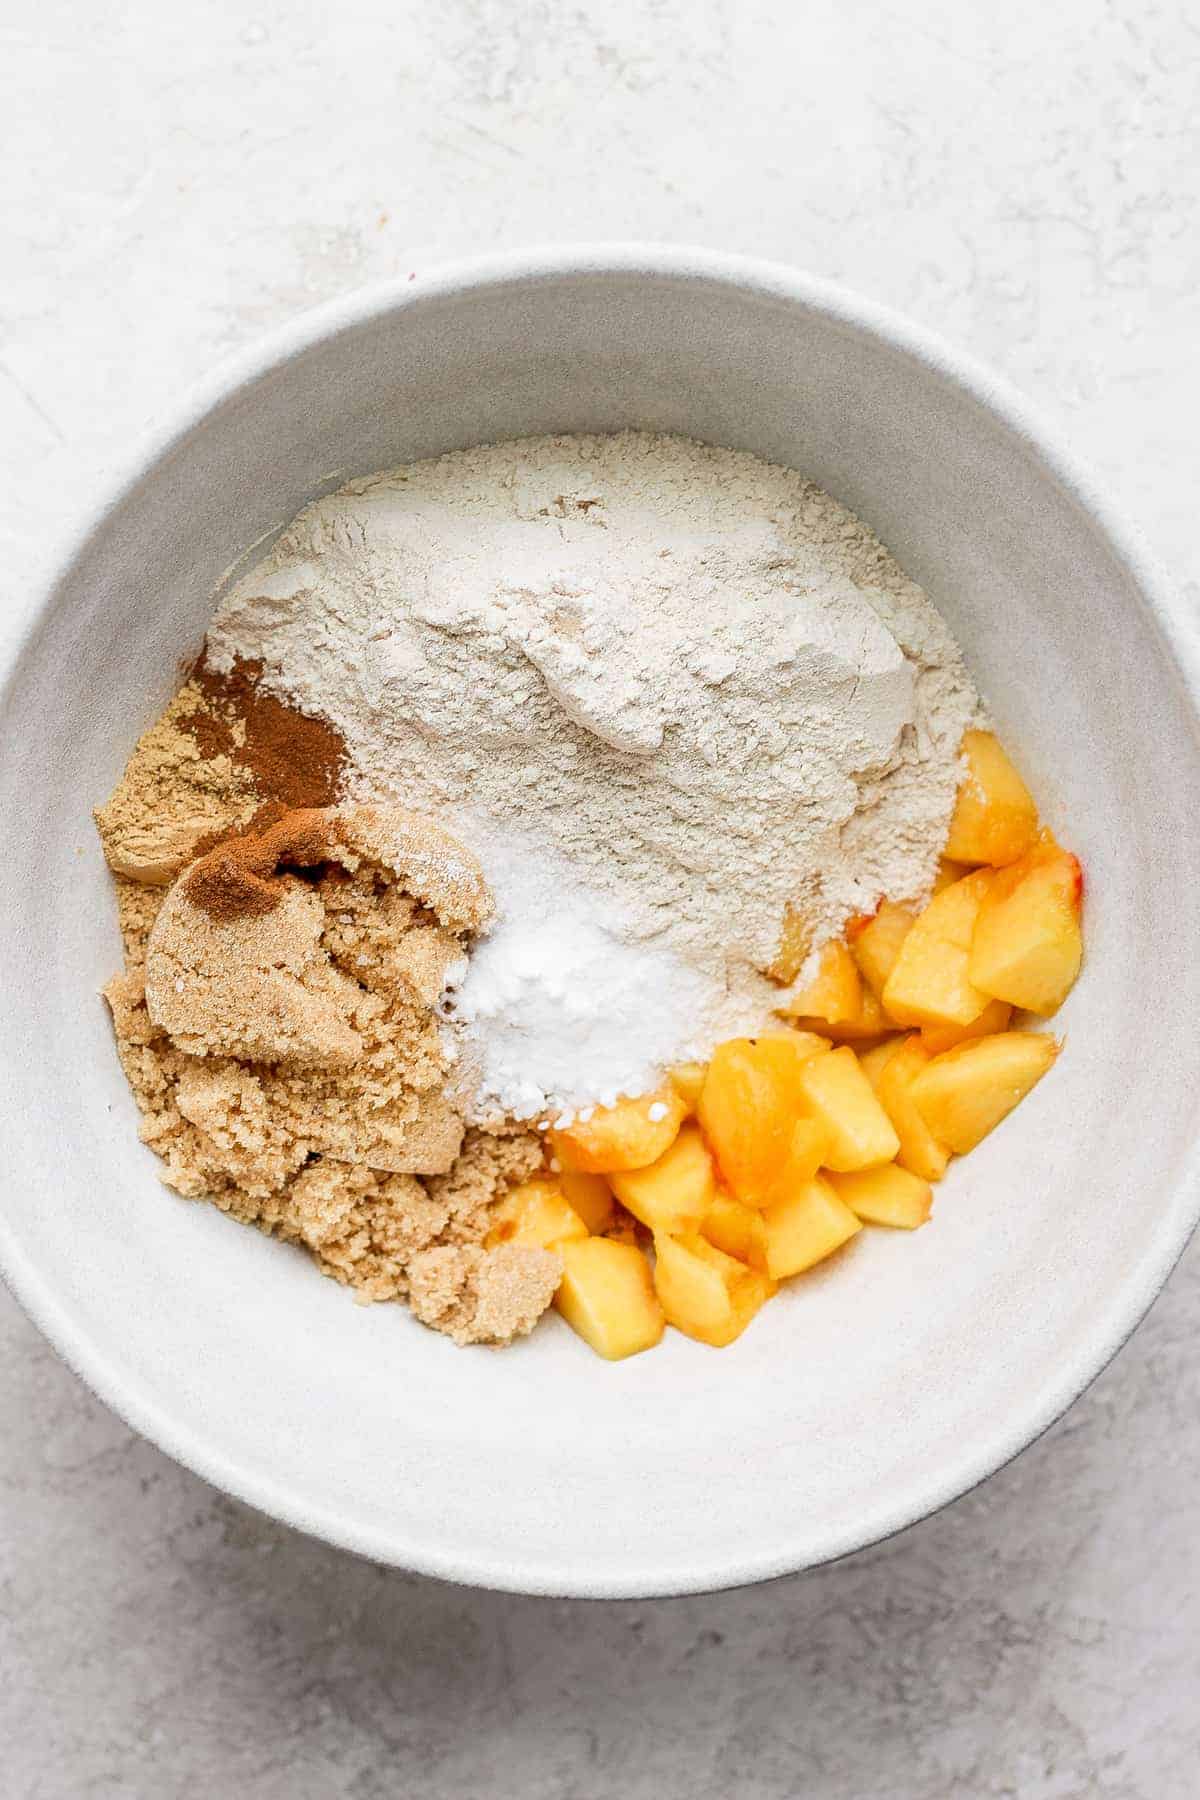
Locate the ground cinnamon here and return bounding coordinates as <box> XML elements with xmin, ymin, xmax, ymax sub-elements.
<box><xmin>180</xmin><ymin>654</ymin><xmax>346</xmax><ymax>811</ymax></box>
<box><xmin>184</xmin><ymin>808</ymin><xmax>342</xmax><ymax>923</ymax></box>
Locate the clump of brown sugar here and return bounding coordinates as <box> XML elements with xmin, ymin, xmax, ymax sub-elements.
<box><xmin>99</xmin><ymin>757</ymin><xmax>551</xmax><ymax>1344</ymax></box>
<box><xmin>95</xmin><ymin>655</ymin><xmax>347</xmax><ymax>888</ymax></box>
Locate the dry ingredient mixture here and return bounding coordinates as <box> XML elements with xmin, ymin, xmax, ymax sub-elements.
<box><xmin>98</xmin><ymin>432</ymin><xmax>983</xmax><ymax>1347</ymax></box>
<box><xmin>207</xmin><ymin>432</ymin><xmax>980</xmax><ymax>1120</ymax></box>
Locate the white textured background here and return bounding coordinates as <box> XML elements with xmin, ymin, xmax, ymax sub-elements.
<box><xmin>4</xmin><ymin>3</ymin><xmax>1199</xmax><ymax>1795</ymax></box>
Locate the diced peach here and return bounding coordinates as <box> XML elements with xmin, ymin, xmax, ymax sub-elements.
<box><xmin>779</xmin><ymin>939</ymin><xmax>861</xmax><ymax>1025</ymax></box>
<box><xmin>882</xmin><ymin>869</ymin><xmax>996</xmax><ymax>1028</ymax></box>
<box><xmin>550</xmin><ymin>1087</ymin><xmax>686</xmax><ymax>1174</ymax></box>
<box><xmin>555</xmin><ymin>1238</ymin><xmax>665</xmax><ymax>1359</ymax></box>
<box><xmin>848</xmin><ymin>900</ymin><xmax>916</xmax><ymax>997</ymax></box>
<box><xmin>876</xmin><ymin>1038</ymin><xmax>951</xmax><ymax>1183</ymax></box>
<box><xmin>920</xmin><ymin>997</ymin><xmax>1013</xmax><ymax>1055</ymax></box>
<box><xmin>702</xmin><ymin>1192</ymin><xmax>770</xmax><ymax>1272</ymax></box>
<box><xmin>558</xmin><ymin>1171</ymin><xmax>615</xmax><ymax>1236</ymax></box>
<box><xmin>787</xmin><ymin>983</ymin><xmax>894</xmax><ymax>1044</ymax></box>
<box><xmin>609</xmin><ymin>1124</ymin><xmax>718</xmax><ymax>1237</ymax></box>
<box><xmin>767</xmin><ymin>902</ymin><xmax>812</xmax><ymax>984</ymax></box>
<box><xmin>909</xmin><ymin>1031</ymin><xmax>1059</xmax><ymax>1153</ymax></box>
<box><xmin>968</xmin><ymin>845</ymin><xmax>1083</xmax><ymax>1016</ymax></box>
<box><xmin>486</xmin><ymin>1177</ymin><xmax>588</xmax><ymax>1251</ymax></box>
<box><xmin>774</xmin><ymin>1028</ymin><xmax>832</xmax><ymax>1061</ymax></box>
<box><xmin>795</xmin><ymin>1046</ymin><xmax>900</xmax><ymax>1171</ymax></box>
<box><xmin>761</xmin><ymin>1174</ymin><xmax>862</xmax><ymax>1279</ymax></box>
<box><xmin>828</xmin><ymin>1164</ymin><xmax>933</xmax><ymax>1230</ymax></box>
<box><xmin>668</xmin><ymin>1061</ymin><xmax>708</xmax><ymax>1111</ymax></box>
<box><xmin>653</xmin><ymin>1233</ymin><xmax>773</xmax><ymax>1347</ymax></box>
<box><xmin>932</xmin><ymin>857</ymin><xmax>972</xmax><ymax>894</ymax></box>
<box><xmin>857</xmin><ymin>1036</ymin><xmax>904</xmax><ymax>1093</ymax></box>
<box><xmin>697</xmin><ymin>1037</ymin><xmax>807</xmax><ymax>1206</ymax></box>
<box><xmin>945</xmin><ymin>729</ymin><xmax>1039</xmax><ymax>867</ymax></box>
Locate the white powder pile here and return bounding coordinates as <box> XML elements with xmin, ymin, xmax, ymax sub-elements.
<box><xmin>207</xmin><ymin>432</ymin><xmax>981</xmax><ymax>1120</ymax></box>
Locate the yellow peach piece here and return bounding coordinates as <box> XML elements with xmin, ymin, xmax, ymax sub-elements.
<box><xmin>882</xmin><ymin>869</ymin><xmax>996</xmax><ymax>1028</ymax></box>
<box><xmin>828</xmin><ymin>1164</ymin><xmax>933</xmax><ymax>1230</ymax></box>
<box><xmin>795</xmin><ymin>1046</ymin><xmax>900</xmax><ymax>1172</ymax></box>
<box><xmin>609</xmin><ymin>1124</ymin><xmax>718</xmax><ymax>1237</ymax></box>
<box><xmin>968</xmin><ymin>846</ymin><xmax>1083</xmax><ymax>1016</ymax></box>
<box><xmin>555</xmin><ymin>1238</ymin><xmax>665</xmax><ymax>1359</ymax></box>
<box><xmin>702</xmin><ymin>1192</ymin><xmax>770</xmax><ymax>1272</ymax></box>
<box><xmin>653</xmin><ymin>1233</ymin><xmax>773</xmax><ymax>1348</ymax></box>
<box><xmin>558</xmin><ymin>1171</ymin><xmax>615</xmax><ymax>1236</ymax></box>
<box><xmin>932</xmin><ymin>857</ymin><xmax>972</xmax><ymax>894</ymax></box>
<box><xmin>848</xmin><ymin>900</ymin><xmax>917</xmax><ymax>997</ymax></box>
<box><xmin>550</xmin><ymin>1087</ymin><xmax>686</xmax><ymax>1175</ymax></box>
<box><xmin>697</xmin><ymin>1037</ymin><xmax>808</xmax><ymax>1206</ymax></box>
<box><xmin>486</xmin><ymin>1177</ymin><xmax>589</xmax><ymax>1252</ymax></box>
<box><xmin>669</xmin><ymin>1061</ymin><xmax>708</xmax><ymax>1111</ymax></box>
<box><xmin>767</xmin><ymin>902</ymin><xmax>813</xmax><ymax>984</ymax></box>
<box><xmin>775</xmin><ymin>1028</ymin><xmax>833</xmax><ymax>1061</ymax></box>
<box><xmin>787</xmin><ymin>983</ymin><xmax>894</xmax><ymax>1044</ymax></box>
<box><xmin>761</xmin><ymin>1174</ymin><xmax>862</xmax><ymax>1279</ymax></box>
<box><xmin>909</xmin><ymin>1031</ymin><xmax>1059</xmax><ymax>1154</ymax></box>
<box><xmin>876</xmin><ymin>1038</ymin><xmax>951</xmax><ymax>1183</ymax></box>
<box><xmin>779</xmin><ymin>939</ymin><xmax>862</xmax><ymax>1025</ymax></box>
<box><xmin>857</xmin><ymin>1036</ymin><xmax>905</xmax><ymax>1093</ymax></box>
<box><xmin>944</xmin><ymin>729</ymin><xmax>1039</xmax><ymax>867</ymax></box>
<box><xmin>920</xmin><ymin>997</ymin><xmax>1013</xmax><ymax>1055</ymax></box>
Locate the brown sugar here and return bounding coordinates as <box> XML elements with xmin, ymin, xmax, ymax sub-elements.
<box><xmin>95</xmin><ymin>657</ymin><xmax>347</xmax><ymax>889</ymax></box>
<box><xmin>94</xmin><ymin>682</ymin><xmax>259</xmax><ymax>884</ymax></box>
<box><xmin>101</xmin><ymin>786</ymin><xmax>550</xmax><ymax>1346</ymax></box>
<box><xmin>407</xmin><ymin>1242</ymin><xmax>563</xmax><ymax>1346</ymax></box>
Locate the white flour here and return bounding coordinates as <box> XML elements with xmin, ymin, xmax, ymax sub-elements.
<box><xmin>207</xmin><ymin>432</ymin><xmax>980</xmax><ymax>1119</ymax></box>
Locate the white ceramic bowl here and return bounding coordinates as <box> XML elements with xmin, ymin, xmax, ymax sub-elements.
<box><xmin>3</xmin><ymin>246</ymin><xmax>1199</xmax><ymax>1598</ymax></box>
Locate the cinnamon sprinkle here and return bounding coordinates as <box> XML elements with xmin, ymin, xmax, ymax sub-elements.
<box><xmin>180</xmin><ymin>654</ymin><xmax>346</xmax><ymax>812</ymax></box>
<box><xmin>183</xmin><ymin>807</ymin><xmax>342</xmax><ymax>923</ymax></box>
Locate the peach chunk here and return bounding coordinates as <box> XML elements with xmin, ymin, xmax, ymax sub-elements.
<box><xmin>668</xmin><ymin>1061</ymin><xmax>708</xmax><ymax>1111</ymax></box>
<box><xmin>968</xmin><ymin>845</ymin><xmax>1083</xmax><ymax>1016</ymax></box>
<box><xmin>848</xmin><ymin>900</ymin><xmax>916</xmax><ymax>997</ymax></box>
<box><xmin>877</xmin><ymin>1037</ymin><xmax>951</xmax><ymax>1183</ymax></box>
<box><xmin>787</xmin><ymin>983</ymin><xmax>893</xmax><ymax>1044</ymax></box>
<box><xmin>761</xmin><ymin>1175</ymin><xmax>862</xmax><ymax>1279</ymax></box>
<box><xmin>909</xmin><ymin>1031</ymin><xmax>1059</xmax><ymax>1154</ymax></box>
<box><xmin>857</xmin><ymin>1036</ymin><xmax>904</xmax><ymax>1093</ymax></box>
<box><xmin>779</xmin><ymin>939</ymin><xmax>862</xmax><ymax>1025</ymax></box>
<box><xmin>702</xmin><ymin>1192</ymin><xmax>770</xmax><ymax>1273</ymax></box>
<box><xmin>920</xmin><ymin>997</ymin><xmax>1012</xmax><ymax>1055</ymax></box>
<box><xmin>795</xmin><ymin>1046</ymin><xmax>900</xmax><ymax>1171</ymax></box>
<box><xmin>555</xmin><ymin>1238</ymin><xmax>665</xmax><ymax>1359</ymax></box>
<box><xmin>774</xmin><ymin>1028</ymin><xmax>833</xmax><ymax>1061</ymax></box>
<box><xmin>550</xmin><ymin>1087</ymin><xmax>686</xmax><ymax>1174</ymax></box>
<box><xmin>828</xmin><ymin>1164</ymin><xmax>933</xmax><ymax>1230</ymax></box>
<box><xmin>932</xmin><ymin>857</ymin><xmax>972</xmax><ymax>894</ymax></box>
<box><xmin>486</xmin><ymin>1177</ymin><xmax>588</xmax><ymax>1251</ymax></box>
<box><xmin>610</xmin><ymin>1124</ymin><xmax>718</xmax><ymax>1237</ymax></box>
<box><xmin>882</xmin><ymin>869</ymin><xmax>996</xmax><ymax>1028</ymax></box>
<box><xmin>767</xmin><ymin>902</ymin><xmax>813</xmax><ymax>984</ymax></box>
<box><xmin>697</xmin><ymin>1037</ymin><xmax>811</xmax><ymax>1206</ymax></box>
<box><xmin>944</xmin><ymin>729</ymin><xmax>1039</xmax><ymax>867</ymax></box>
<box><xmin>653</xmin><ymin>1233</ymin><xmax>773</xmax><ymax>1348</ymax></box>
<box><xmin>559</xmin><ymin>1171</ymin><xmax>615</xmax><ymax>1236</ymax></box>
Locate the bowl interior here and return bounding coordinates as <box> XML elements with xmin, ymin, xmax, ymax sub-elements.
<box><xmin>3</xmin><ymin>256</ymin><xmax>1199</xmax><ymax>1596</ymax></box>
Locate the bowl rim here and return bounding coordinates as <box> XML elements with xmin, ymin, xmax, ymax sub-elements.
<box><xmin>2</xmin><ymin>241</ymin><xmax>1199</xmax><ymax>1598</ymax></box>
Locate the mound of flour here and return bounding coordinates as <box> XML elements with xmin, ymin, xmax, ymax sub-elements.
<box><xmin>207</xmin><ymin>432</ymin><xmax>980</xmax><ymax>1119</ymax></box>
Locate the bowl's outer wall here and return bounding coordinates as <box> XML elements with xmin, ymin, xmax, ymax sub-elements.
<box><xmin>3</xmin><ymin>258</ymin><xmax>1199</xmax><ymax>1597</ymax></box>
